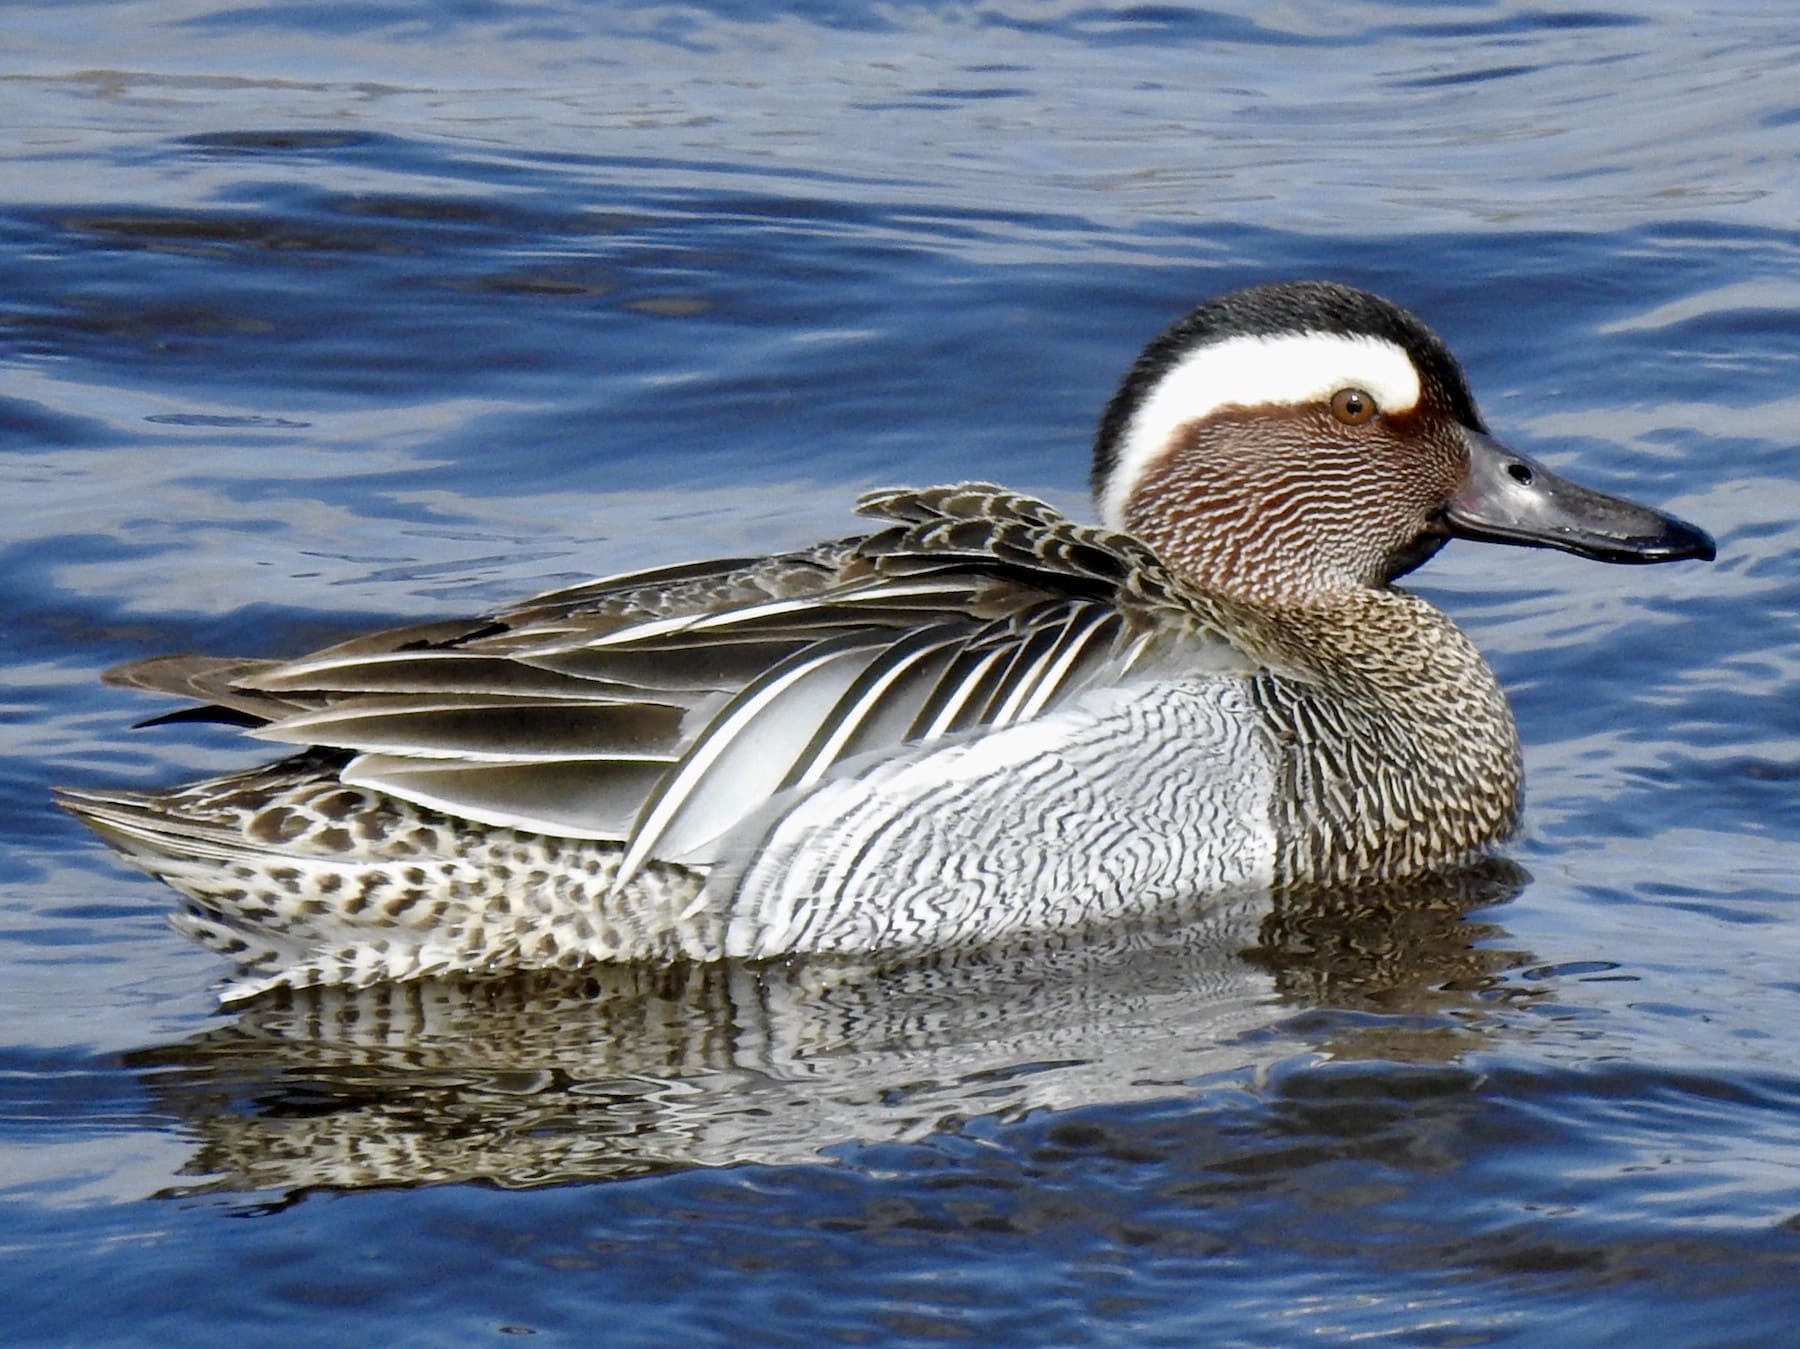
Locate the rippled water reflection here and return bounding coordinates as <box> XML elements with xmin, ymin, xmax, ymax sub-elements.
<box><xmin>123</xmin><ymin>866</ymin><xmax>1523</xmax><ymax>1198</ymax></box>
<box><xmin>4</xmin><ymin>1</ymin><xmax>1797</xmax><ymax>1343</ymax></box>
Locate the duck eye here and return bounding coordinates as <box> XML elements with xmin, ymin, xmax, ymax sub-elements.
<box><xmin>1330</xmin><ymin>387</ymin><xmax>1378</xmax><ymax>426</ymax></box>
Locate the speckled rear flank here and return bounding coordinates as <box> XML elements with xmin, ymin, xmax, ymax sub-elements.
<box><xmin>62</xmin><ymin>753</ymin><xmax>711</xmax><ymax>1000</ymax></box>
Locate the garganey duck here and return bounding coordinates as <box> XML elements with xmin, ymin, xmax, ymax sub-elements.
<box><xmin>60</xmin><ymin>281</ymin><xmax>1715</xmax><ymax>999</ymax></box>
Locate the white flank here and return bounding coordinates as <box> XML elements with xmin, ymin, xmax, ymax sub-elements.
<box><xmin>719</xmin><ymin>677</ymin><xmax>1281</xmax><ymax>960</ymax></box>
<box><xmin>1099</xmin><ymin>332</ymin><xmax>1423</xmax><ymax>527</ymax></box>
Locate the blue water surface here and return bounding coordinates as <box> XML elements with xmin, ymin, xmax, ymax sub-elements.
<box><xmin>3</xmin><ymin>2</ymin><xmax>1797</xmax><ymax>1344</ymax></box>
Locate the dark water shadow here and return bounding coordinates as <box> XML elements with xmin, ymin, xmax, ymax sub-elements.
<box><xmin>124</xmin><ymin>861</ymin><xmax>1532</xmax><ymax>1203</ymax></box>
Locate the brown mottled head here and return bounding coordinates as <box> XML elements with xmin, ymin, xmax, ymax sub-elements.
<box><xmin>1093</xmin><ymin>281</ymin><xmax>1713</xmax><ymax>604</ymax></box>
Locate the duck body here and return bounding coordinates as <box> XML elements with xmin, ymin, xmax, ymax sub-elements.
<box><xmin>60</xmin><ymin>283</ymin><xmax>1712</xmax><ymax>999</ymax></box>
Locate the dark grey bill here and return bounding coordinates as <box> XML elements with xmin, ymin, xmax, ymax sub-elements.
<box><xmin>1443</xmin><ymin>431</ymin><xmax>1716</xmax><ymax>564</ymax></box>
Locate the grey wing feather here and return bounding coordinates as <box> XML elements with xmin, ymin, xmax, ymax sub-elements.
<box><xmin>250</xmin><ymin>696</ymin><xmax>691</xmax><ymax>762</ymax></box>
<box><xmin>340</xmin><ymin>754</ymin><xmax>672</xmax><ymax>840</ymax></box>
<box><xmin>104</xmin><ymin>655</ymin><xmax>301</xmax><ymax>723</ymax></box>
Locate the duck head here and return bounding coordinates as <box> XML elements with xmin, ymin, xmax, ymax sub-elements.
<box><xmin>1093</xmin><ymin>281</ymin><xmax>1715</xmax><ymax>604</ymax></box>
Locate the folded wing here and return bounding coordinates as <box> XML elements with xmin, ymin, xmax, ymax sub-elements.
<box><xmin>109</xmin><ymin>485</ymin><xmax>1248</xmax><ymax>882</ymax></box>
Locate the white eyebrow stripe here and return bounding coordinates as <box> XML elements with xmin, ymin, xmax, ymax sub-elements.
<box><xmin>1099</xmin><ymin>332</ymin><xmax>1423</xmax><ymax>528</ymax></box>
